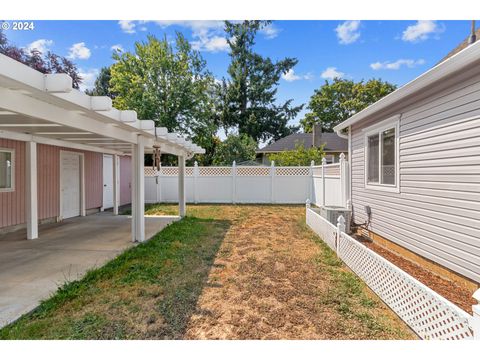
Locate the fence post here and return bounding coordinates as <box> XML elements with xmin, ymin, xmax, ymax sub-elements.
<box><xmin>270</xmin><ymin>160</ymin><xmax>275</xmax><ymax>204</ymax></box>
<box><xmin>472</xmin><ymin>289</ymin><xmax>480</xmax><ymax>340</ymax></box>
<box><xmin>340</xmin><ymin>153</ymin><xmax>348</xmax><ymax>208</ymax></box>
<box><xmin>336</xmin><ymin>215</ymin><xmax>345</xmax><ymax>255</ymax></box>
<box><xmin>309</xmin><ymin>160</ymin><xmax>314</xmax><ymax>204</ymax></box>
<box><xmin>321</xmin><ymin>157</ymin><xmax>326</xmax><ymax>208</ymax></box>
<box><xmin>156</xmin><ymin>167</ymin><xmax>162</xmax><ymax>203</ymax></box>
<box><xmin>232</xmin><ymin>160</ymin><xmax>236</xmax><ymax>204</ymax></box>
<box><xmin>193</xmin><ymin>161</ymin><xmax>199</xmax><ymax>204</ymax></box>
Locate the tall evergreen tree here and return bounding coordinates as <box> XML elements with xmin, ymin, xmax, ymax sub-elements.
<box><xmin>220</xmin><ymin>21</ymin><xmax>302</xmax><ymax>143</ymax></box>
<box><xmin>85</xmin><ymin>66</ymin><xmax>116</xmax><ymax>98</ymax></box>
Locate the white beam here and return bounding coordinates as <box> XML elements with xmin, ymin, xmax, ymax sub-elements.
<box><xmin>25</xmin><ymin>141</ymin><xmax>38</xmax><ymax>239</ymax></box>
<box><xmin>131</xmin><ymin>144</ymin><xmax>137</xmax><ymax>242</ymax></box>
<box><xmin>0</xmin><ymin>88</ymin><xmax>138</xmax><ymax>144</ymax></box>
<box><xmin>44</xmin><ymin>73</ymin><xmax>72</xmax><ymax>93</ymax></box>
<box><xmin>90</xmin><ymin>96</ymin><xmax>112</xmax><ymax>111</ymax></box>
<box><xmin>178</xmin><ymin>155</ymin><xmax>186</xmax><ymax>217</ymax></box>
<box><xmin>0</xmin><ymin>130</ymin><xmax>126</xmax><ymax>156</ymax></box>
<box><xmin>134</xmin><ymin>135</ymin><xmax>145</xmax><ymax>242</ymax></box>
<box><xmin>113</xmin><ymin>154</ymin><xmax>120</xmax><ymax>215</ymax></box>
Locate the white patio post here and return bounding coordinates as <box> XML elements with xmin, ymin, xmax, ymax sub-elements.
<box><xmin>113</xmin><ymin>154</ymin><xmax>120</xmax><ymax>215</ymax></box>
<box><xmin>232</xmin><ymin>160</ymin><xmax>236</xmax><ymax>204</ymax></box>
<box><xmin>132</xmin><ymin>136</ymin><xmax>145</xmax><ymax>242</ymax></box>
<box><xmin>178</xmin><ymin>155</ymin><xmax>186</xmax><ymax>217</ymax></box>
<box><xmin>193</xmin><ymin>161</ymin><xmax>199</xmax><ymax>204</ymax></box>
<box><xmin>270</xmin><ymin>160</ymin><xmax>275</xmax><ymax>203</ymax></box>
<box><xmin>472</xmin><ymin>289</ymin><xmax>480</xmax><ymax>340</ymax></box>
<box><xmin>25</xmin><ymin>141</ymin><xmax>38</xmax><ymax>240</ymax></box>
<box><xmin>321</xmin><ymin>157</ymin><xmax>326</xmax><ymax>207</ymax></box>
<box><xmin>131</xmin><ymin>144</ymin><xmax>136</xmax><ymax>241</ymax></box>
<box><xmin>339</xmin><ymin>153</ymin><xmax>348</xmax><ymax>208</ymax></box>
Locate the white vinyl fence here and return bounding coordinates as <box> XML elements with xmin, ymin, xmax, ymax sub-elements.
<box><xmin>306</xmin><ymin>205</ymin><xmax>479</xmax><ymax>340</ymax></box>
<box><xmin>145</xmin><ymin>157</ymin><xmax>349</xmax><ymax>205</ymax></box>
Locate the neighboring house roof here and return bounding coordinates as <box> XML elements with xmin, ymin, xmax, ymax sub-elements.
<box><xmin>438</xmin><ymin>28</ymin><xmax>480</xmax><ymax>64</ymax></box>
<box><xmin>334</xmin><ymin>38</ymin><xmax>480</xmax><ymax>132</ymax></box>
<box><xmin>256</xmin><ymin>132</ymin><xmax>348</xmax><ymax>153</ymax></box>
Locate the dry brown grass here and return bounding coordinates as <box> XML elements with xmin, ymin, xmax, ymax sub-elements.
<box><xmin>175</xmin><ymin>205</ymin><xmax>414</xmax><ymax>339</ymax></box>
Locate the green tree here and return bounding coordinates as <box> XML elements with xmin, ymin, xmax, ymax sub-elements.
<box><xmin>268</xmin><ymin>142</ymin><xmax>325</xmax><ymax>166</ymax></box>
<box><xmin>301</xmin><ymin>78</ymin><xmax>397</xmax><ymax>132</ymax></box>
<box><xmin>219</xmin><ymin>21</ymin><xmax>302</xmax><ymax>143</ymax></box>
<box><xmin>109</xmin><ymin>33</ymin><xmax>218</xmax><ymax>161</ymax></box>
<box><xmin>85</xmin><ymin>66</ymin><xmax>116</xmax><ymax>98</ymax></box>
<box><xmin>212</xmin><ymin>134</ymin><xmax>257</xmax><ymax>165</ymax></box>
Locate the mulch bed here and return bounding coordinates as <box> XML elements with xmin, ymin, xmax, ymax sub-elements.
<box><xmin>356</xmin><ymin>237</ymin><xmax>476</xmax><ymax>314</ymax></box>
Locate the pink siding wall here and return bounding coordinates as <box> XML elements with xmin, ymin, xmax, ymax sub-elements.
<box><xmin>120</xmin><ymin>155</ymin><xmax>132</xmax><ymax>205</ymax></box>
<box><xmin>38</xmin><ymin>144</ymin><xmax>59</xmax><ymax>220</ymax></box>
<box><xmin>0</xmin><ymin>139</ymin><xmax>25</xmax><ymax>227</ymax></box>
<box><xmin>82</xmin><ymin>150</ymin><xmax>103</xmax><ymax>209</ymax></box>
<box><xmin>1</xmin><ymin>140</ymin><xmax>104</xmax><ymax>229</ymax></box>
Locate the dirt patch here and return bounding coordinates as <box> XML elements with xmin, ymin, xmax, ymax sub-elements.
<box><xmin>361</xmin><ymin>240</ymin><xmax>476</xmax><ymax>314</ymax></box>
<box><xmin>180</xmin><ymin>205</ymin><xmax>414</xmax><ymax>339</ymax></box>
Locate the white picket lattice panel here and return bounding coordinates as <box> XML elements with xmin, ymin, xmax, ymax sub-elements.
<box><xmin>306</xmin><ymin>208</ymin><xmax>337</xmax><ymax>251</ymax></box>
<box><xmin>160</xmin><ymin>167</ymin><xmax>179</xmax><ymax>176</ymax></box>
<box><xmin>275</xmin><ymin>167</ymin><xmax>310</xmax><ymax>176</ymax></box>
<box><xmin>236</xmin><ymin>167</ymin><xmax>270</xmax><ymax>176</ymax></box>
<box><xmin>185</xmin><ymin>167</ymin><xmax>194</xmax><ymax>176</ymax></box>
<box><xmin>338</xmin><ymin>232</ymin><xmax>474</xmax><ymax>340</ymax></box>
<box><xmin>199</xmin><ymin>167</ymin><xmax>232</xmax><ymax>176</ymax></box>
<box><xmin>144</xmin><ymin>168</ymin><xmax>159</xmax><ymax>177</ymax></box>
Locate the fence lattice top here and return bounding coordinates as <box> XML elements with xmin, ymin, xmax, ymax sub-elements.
<box><xmin>145</xmin><ymin>165</ymin><xmax>316</xmax><ymax>177</ymax></box>
<box><xmin>275</xmin><ymin>167</ymin><xmax>310</xmax><ymax>176</ymax></box>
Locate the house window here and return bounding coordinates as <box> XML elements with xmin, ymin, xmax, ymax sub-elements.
<box><xmin>364</xmin><ymin>116</ymin><xmax>399</xmax><ymax>192</ymax></box>
<box><xmin>0</xmin><ymin>149</ymin><xmax>14</xmax><ymax>192</ymax></box>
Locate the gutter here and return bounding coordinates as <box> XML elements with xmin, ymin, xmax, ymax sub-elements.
<box><xmin>333</xmin><ymin>40</ymin><xmax>480</xmax><ymax>132</ymax></box>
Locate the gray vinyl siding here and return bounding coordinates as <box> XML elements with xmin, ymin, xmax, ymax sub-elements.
<box><xmin>351</xmin><ymin>69</ymin><xmax>480</xmax><ymax>283</ymax></box>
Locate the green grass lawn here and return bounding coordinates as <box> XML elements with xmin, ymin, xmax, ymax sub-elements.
<box><xmin>0</xmin><ymin>215</ymin><xmax>230</xmax><ymax>339</ymax></box>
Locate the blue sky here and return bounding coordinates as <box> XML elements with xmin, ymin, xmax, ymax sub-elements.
<box><xmin>2</xmin><ymin>20</ymin><xmax>473</xmax><ymax>129</ymax></box>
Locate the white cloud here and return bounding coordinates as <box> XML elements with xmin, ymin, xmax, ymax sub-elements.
<box><xmin>119</xmin><ymin>20</ymin><xmax>136</xmax><ymax>34</ymax></box>
<box><xmin>281</xmin><ymin>69</ymin><xmax>313</xmax><ymax>82</ymax></box>
<box><xmin>282</xmin><ymin>69</ymin><xmax>301</xmax><ymax>82</ymax></box>
<box><xmin>26</xmin><ymin>39</ymin><xmax>53</xmax><ymax>54</ymax></box>
<box><xmin>79</xmin><ymin>68</ymin><xmax>99</xmax><ymax>92</ymax></box>
<box><xmin>110</xmin><ymin>44</ymin><xmax>124</xmax><ymax>53</ymax></box>
<box><xmin>151</xmin><ymin>21</ymin><xmax>230</xmax><ymax>53</ymax></box>
<box><xmin>321</xmin><ymin>67</ymin><xmax>344</xmax><ymax>80</ymax></box>
<box><xmin>401</xmin><ymin>21</ymin><xmax>444</xmax><ymax>42</ymax></box>
<box><xmin>260</xmin><ymin>23</ymin><xmax>280</xmax><ymax>39</ymax></box>
<box><xmin>370</xmin><ymin>58</ymin><xmax>425</xmax><ymax>70</ymax></box>
<box><xmin>67</xmin><ymin>42</ymin><xmax>91</xmax><ymax>60</ymax></box>
<box><xmin>192</xmin><ymin>35</ymin><xmax>229</xmax><ymax>52</ymax></box>
<box><xmin>335</xmin><ymin>20</ymin><xmax>361</xmax><ymax>44</ymax></box>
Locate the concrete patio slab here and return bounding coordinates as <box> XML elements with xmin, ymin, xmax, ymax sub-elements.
<box><xmin>0</xmin><ymin>212</ymin><xmax>179</xmax><ymax>327</ymax></box>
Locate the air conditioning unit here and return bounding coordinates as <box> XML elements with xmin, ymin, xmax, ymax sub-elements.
<box><xmin>319</xmin><ymin>206</ymin><xmax>352</xmax><ymax>234</ymax></box>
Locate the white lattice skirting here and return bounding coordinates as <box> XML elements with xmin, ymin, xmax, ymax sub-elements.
<box><xmin>306</xmin><ymin>207</ymin><xmax>475</xmax><ymax>340</ymax></box>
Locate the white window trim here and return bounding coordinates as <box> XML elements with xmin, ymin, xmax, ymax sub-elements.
<box><xmin>0</xmin><ymin>147</ymin><xmax>15</xmax><ymax>192</ymax></box>
<box><xmin>363</xmin><ymin>115</ymin><xmax>400</xmax><ymax>193</ymax></box>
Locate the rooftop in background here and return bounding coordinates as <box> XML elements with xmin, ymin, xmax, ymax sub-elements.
<box><xmin>438</xmin><ymin>26</ymin><xmax>480</xmax><ymax>64</ymax></box>
<box><xmin>257</xmin><ymin>126</ymin><xmax>348</xmax><ymax>154</ymax></box>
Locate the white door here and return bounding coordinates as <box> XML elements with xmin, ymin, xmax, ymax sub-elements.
<box><xmin>61</xmin><ymin>152</ymin><xmax>81</xmax><ymax>219</ymax></box>
<box><xmin>103</xmin><ymin>154</ymin><xmax>114</xmax><ymax>209</ymax></box>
